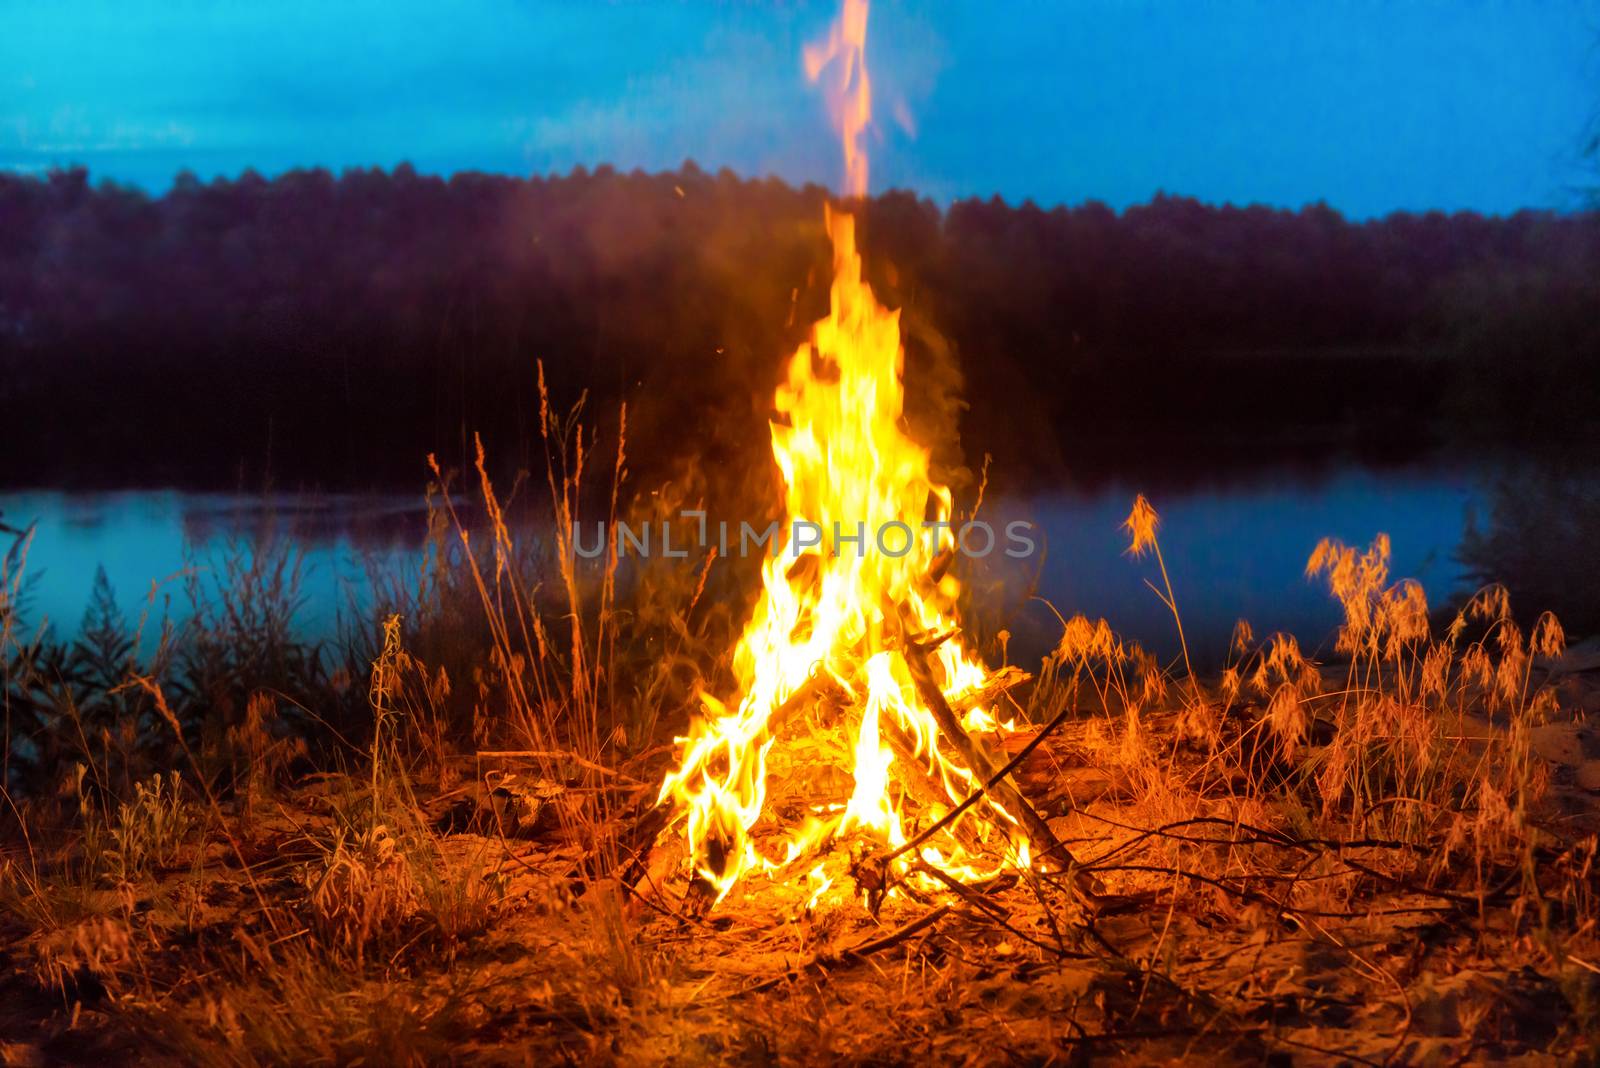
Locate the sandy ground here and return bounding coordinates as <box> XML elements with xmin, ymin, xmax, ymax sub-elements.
<box><xmin>3</xmin><ymin>650</ymin><xmax>1599</xmax><ymax>1065</ymax></box>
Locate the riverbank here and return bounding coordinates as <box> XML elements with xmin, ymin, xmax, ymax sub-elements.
<box><xmin>4</xmin><ymin>475</ymin><xmax>1599</xmax><ymax>1063</ymax></box>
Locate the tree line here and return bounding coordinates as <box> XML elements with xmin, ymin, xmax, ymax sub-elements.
<box><xmin>2</xmin><ymin>162</ymin><xmax>1596</xmax><ymax>497</ymax></box>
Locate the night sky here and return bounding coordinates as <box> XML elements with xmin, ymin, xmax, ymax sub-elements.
<box><xmin>3</xmin><ymin>1</ymin><xmax>1596</xmax><ymax>217</ymax></box>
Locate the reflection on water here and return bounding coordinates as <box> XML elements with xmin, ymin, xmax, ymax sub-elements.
<box><xmin>0</xmin><ymin>491</ymin><xmax>424</xmax><ymax>646</ymax></box>
<box><xmin>0</xmin><ymin>462</ymin><xmax>1563</xmax><ymax>669</ymax></box>
<box><xmin>1457</xmin><ymin>461</ymin><xmax>1600</xmax><ymax>637</ymax></box>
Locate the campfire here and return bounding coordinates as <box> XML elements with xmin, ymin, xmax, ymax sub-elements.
<box><xmin>8</xmin><ymin>2</ymin><xmax>1598</xmax><ymax>1061</ymax></box>
<box><xmin>655</xmin><ymin>0</ymin><xmax>1084</xmax><ymax>913</ymax></box>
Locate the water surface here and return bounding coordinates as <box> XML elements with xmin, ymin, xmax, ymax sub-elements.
<box><xmin>0</xmin><ymin>491</ymin><xmax>421</xmax><ymax>647</ymax></box>
<box><xmin>995</xmin><ymin>466</ymin><xmax>1478</xmax><ymax>666</ymax></box>
<box><xmin>1</xmin><ymin>465</ymin><xmax>1484</xmax><ymax>666</ymax></box>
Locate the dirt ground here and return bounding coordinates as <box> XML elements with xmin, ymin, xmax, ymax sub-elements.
<box><xmin>3</xmin><ymin>651</ymin><xmax>1600</xmax><ymax>1066</ymax></box>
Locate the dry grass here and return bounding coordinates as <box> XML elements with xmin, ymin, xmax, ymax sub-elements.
<box><xmin>2</xmin><ymin>421</ymin><xmax>1597</xmax><ymax>1063</ymax></box>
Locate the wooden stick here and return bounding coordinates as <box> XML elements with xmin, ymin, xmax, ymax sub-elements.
<box><xmin>886</xmin><ymin>698</ymin><xmax>1076</xmax><ymax>867</ymax></box>
<box><xmin>949</xmin><ymin>665</ymin><xmax>1032</xmax><ymax>716</ymax></box>
<box><xmin>768</xmin><ymin>669</ymin><xmax>848</xmax><ymax>737</ymax></box>
<box><xmin>876</xmin><ymin>716</ymin><xmax>987</xmax><ymax>854</ymax></box>
<box><xmin>900</xmin><ymin>636</ymin><xmax>1100</xmax><ymax>901</ymax></box>
<box><xmin>611</xmin><ymin>801</ymin><xmax>673</xmax><ymax>888</ymax></box>
<box><xmin>907</xmin><ymin>859</ymin><xmax>1069</xmax><ymax>957</ymax></box>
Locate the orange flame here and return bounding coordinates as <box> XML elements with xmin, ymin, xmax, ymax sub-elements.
<box><xmin>658</xmin><ymin>0</ymin><xmax>1027</xmax><ymax>907</ymax></box>
<box><xmin>803</xmin><ymin>0</ymin><xmax>872</xmax><ymax>199</ymax></box>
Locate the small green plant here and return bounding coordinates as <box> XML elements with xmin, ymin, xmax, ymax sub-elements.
<box><xmin>412</xmin><ymin>844</ymin><xmax>506</xmax><ymax>957</ymax></box>
<box><xmin>107</xmin><ymin>771</ymin><xmax>196</xmax><ymax>881</ymax></box>
<box><xmin>223</xmin><ymin>691</ymin><xmax>308</xmax><ymax>828</ymax></box>
<box><xmin>303</xmin><ymin>822</ymin><xmax>420</xmax><ymax>965</ymax></box>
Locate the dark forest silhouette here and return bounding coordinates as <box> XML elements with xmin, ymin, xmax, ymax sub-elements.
<box><xmin>2</xmin><ymin>162</ymin><xmax>1597</xmax><ymax>497</ymax></box>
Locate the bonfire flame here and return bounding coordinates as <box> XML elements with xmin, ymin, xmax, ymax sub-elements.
<box><xmin>658</xmin><ymin>0</ymin><xmax>1031</xmax><ymax>907</ymax></box>
<box><xmin>803</xmin><ymin>0</ymin><xmax>872</xmax><ymax>199</ymax></box>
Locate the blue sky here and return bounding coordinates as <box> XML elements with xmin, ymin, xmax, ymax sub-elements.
<box><xmin>2</xmin><ymin>1</ymin><xmax>1596</xmax><ymax>217</ymax></box>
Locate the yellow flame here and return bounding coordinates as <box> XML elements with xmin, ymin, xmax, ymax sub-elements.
<box><xmin>840</xmin><ymin>653</ymin><xmax>904</xmax><ymax>842</ymax></box>
<box><xmin>657</xmin><ymin>0</ymin><xmax>1028</xmax><ymax>906</ymax></box>
<box><xmin>805</xmin><ymin>864</ymin><xmax>834</xmax><ymax>911</ymax></box>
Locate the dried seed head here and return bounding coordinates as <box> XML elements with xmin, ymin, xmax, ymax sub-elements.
<box><xmin>1461</xmin><ymin>645</ymin><xmax>1494</xmax><ymax>690</ymax></box>
<box><xmin>1058</xmin><ymin>615</ymin><xmax>1095</xmax><ymax>659</ymax></box>
<box><xmin>1267</xmin><ymin>686</ymin><xmax>1307</xmax><ymax>758</ymax></box>
<box><xmin>1467</xmin><ymin>585</ymin><xmax>1511</xmax><ymax>624</ymax></box>
<box><xmin>1421</xmin><ymin>643</ymin><xmax>1451</xmax><ymax>700</ymax></box>
<box><xmin>1231</xmin><ymin>619</ymin><xmax>1255</xmax><ymax>656</ymax></box>
<box><xmin>1532</xmin><ymin>612</ymin><xmax>1566</xmax><ymax>660</ymax></box>
<box><xmin>1122</xmin><ymin>495</ymin><xmax>1160</xmax><ymax>558</ymax></box>
<box><xmin>1220</xmin><ymin>667</ymin><xmax>1241</xmax><ymax>702</ymax></box>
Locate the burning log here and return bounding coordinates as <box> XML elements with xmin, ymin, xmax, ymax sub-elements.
<box><xmin>761</xmin><ymin>667</ymin><xmax>851</xmax><ymax>741</ymax></box>
<box><xmin>949</xmin><ymin>664</ymin><xmax>1031</xmax><ymax>717</ymax></box>
<box><xmin>923</xmin><ymin>545</ymin><xmax>955</xmax><ymax>585</ymax></box>
<box><xmin>609</xmin><ymin>669</ymin><xmax>856</xmax><ymax>906</ymax></box>
<box><xmin>900</xmin><ymin>635</ymin><xmax>1101</xmax><ymax>901</ymax></box>
<box><xmin>874</xmin><ymin>714</ymin><xmax>987</xmax><ymax>855</ymax></box>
